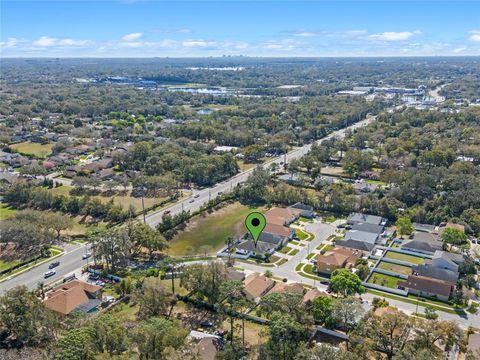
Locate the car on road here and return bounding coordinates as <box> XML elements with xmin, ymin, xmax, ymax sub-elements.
<box><xmin>82</xmin><ymin>253</ymin><xmax>92</xmax><ymax>260</ymax></box>
<box><xmin>194</xmin><ymin>194</ymin><xmax>200</xmax><ymax>198</ymax></box>
<box><xmin>218</xmin><ymin>191</ymin><xmax>223</xmax><ymax>195</ymax></box>
<box><xmin>44</xmin><ymin>270</ymin><xmax>56</xmax><ymax>278</ymax></box>
<box><xmin>164</xmin><ymin>210</ymin><xmax>171</xmax><ymax>215</ymax></box>
<box><xmin>49</xmin><ymin>261</ymin><xmax>60</xmax><ymax>269</ymax></box>
<box><xmin>189</xmin><ymin>199</ymin><xmax>195</xmax><ymax>203</ymax></box>
<box><xmin>310</xmin><ymin>259</ymin><xmax>317</xmax><ymax>264</ymax></box>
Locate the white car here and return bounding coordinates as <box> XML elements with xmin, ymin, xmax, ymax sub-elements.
<box><xmin>82</xmin><ymin>253</ymin><xmax>92</xmax><ymax>260</ymax></box>
<box><xmin>44</xmin><ymin>270</ymin><xmax>56</xmax><ymax>278</ymax></box>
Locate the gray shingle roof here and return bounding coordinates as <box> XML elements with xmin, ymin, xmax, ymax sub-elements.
<box><xmin>344</xmin><ymin>230</ymin><xmax>378</xmax><ymax>244</ymax></box>
<box><xmin>347</xmin><ymin>213</ymin><xmax>384</xmax><ymax>225</ymax></box>
<box><xmin>413</xmin><ymin>264</ymin><xmax>458</xmax><ymax>284</ymax></box>
<box><xmin>351</xmin><ymin>222</ymin><xmax>384</xmax><ymax>235</ymax></box>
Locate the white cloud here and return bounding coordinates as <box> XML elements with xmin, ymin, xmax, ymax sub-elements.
<box><xmin>294</xmin><ymin>32</ymin><xmax>317</xmax><ymax>37</ymax></box>
<box><xmin>33</xmin><ymin>36</ymin><xmax>91</xmax><ymax>47</ymax></box>
<box><xmin>368</xmin><ymin>31</ymin><xmax>420</xmax><ymax>42</ymax></box>
<box><xmin>177</xmin><ymin>28</ymin><xmax>192</xmax><ymax>34</ymax></box>
<box><xmin>121</xmin><ymin>32</ymin><xmax>143</xmax><ymax>41</ymax></box>
<box><xmin>182</xmin><ymin>39</ymin><xmax>217</xmax><ymax>47</ymax></box>
<box><xmin>263</xmin><ymin>38</ymin><xmax>299</xmax><ymax>51</ymax></box>
<box><xmin>469</xmin><ymin>30</ymin><xmax>480</xmax><ymax>42</ymax></box>
<box><xmin>0</xmin><ymin>37</ymin><xmax>21</xmax><ymax>48</ymax></box>
<box><xmin>453</xmin><ymin>47</ymin><xmax>467</xmax><ymax>53</ymax></box>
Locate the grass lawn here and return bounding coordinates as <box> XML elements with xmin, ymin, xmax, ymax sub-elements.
<box><xmin>290</xmin><ymin>240</ymin><xmax>300</xmax><ymax>245</ymax></box>
<box><xmin>289</xmin><ymin>249</ymin><xmax>299</xmax><ymax>256</ymax></box>
<box><xmin>10</xmin><ymin>142</ymin><xmax>54</xmax><ymax>158</ymax></box>
<box><xmin>306</xmin><ymin>253</ymin><xmax>315</xmax><ymax>260</ymax></box>
<box><xmin>368</xmin><ymin>273</ymin><xmax>403</xmax><ymax>288</ymax></box>
<box><xmin>384</xmin><ymin>251</ymin><xmax>425</xmax><ymax>265</ymax></box>
<box><xmin>277</xmin><ymin>258</ymin><xmax>288</xmax><ymax>266</ymax></box>
<box><xmin>320</xmin><ymin>244</ymin><xmax>334</xmax><ymax>253</ymax></box>
<box><xmin>0</xmin><ymin>259</ymin><xmax>22</xmax><ymax>272</ymax></box>
<box><xmin>377</xmin><ymin>261</ymin><xmax>412</xmax><ymax>275</ymax></box>
<box><xmin>295</xmin><ymin>229</ymin><xmax>309</xmax><ymax>240</ymax></box>
<box><xmin>49</xmin><ymin>185</ymin><xmax>167</xmax><ymax>212</ymax></box>
<box><xmin>278</xmin><ymin>246</ymin><xmax>293</xmax><ymax>254</ymax></box>
<box><xmin>168</xmin><ymin>202</ymin><xmax>263</xmax><ymax>256</ymax></box>
<box><xmin>221</xmin><ymin>318</ymin><xmax>268</xmax><ymax>346</ymax></box>
<box><xmin>0</xmin><ymin>203</ymin><xmax>17</xmax><ymax>221</ymax></box>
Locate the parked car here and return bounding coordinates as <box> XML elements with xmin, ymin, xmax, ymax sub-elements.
<box><xmin>44</xmin><ymin>270</ymin><xmax>56</xmax><ymax>278</ymax></box>
<box><xmin>164</xmin><ymin>210</ymin><xmax>171</xmax><ymax>215</ymax></box>
<box><xmin>310</xmin><ymin>259</ymin><xmax>317</xmax><ymax>264</ymax></box>
<box><xmin>82</xmin><ymin>252</ymin><xmax>92</xmax><ymax>260</ymax></box>
<box><xmin>49</xmin><ymin>261</ymin><xmax>60</xmax><ymax>269</ymax></box>
<box><xmin>189</xmin><ymin>199</ymin><xmax>195</xmax><ymax>203</ymax></box>
<box><xmin>200</xmin><ymin>320</ymin><xmax>214</xmax><ymax>328</ymax></box>
<box><xmin>194</xmin><ymin>194</ymin><xmax>200</xmax><ymax>198</ymax></box>
<box><xmin>218</xmin><ymin>191</ymin><xmax>223</xmax><ymax>195</ymax></box>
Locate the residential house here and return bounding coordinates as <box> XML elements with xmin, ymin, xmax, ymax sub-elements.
<box><xmin>467</xmin><ymin>333</ymin><xmax>480</xmax><ymax>358</ymax></box>
<box><xmin>350</xmin><ymin>222</ymin><xmax>384</xmax><ymax>235</ymax></box>
<box><xmin>226</xmin><ymin>268</ymin><xmax>245</xmax><ymax>282</ymax></box>
<box><xmin>413</xmin><ymin>223</ymin><xmax>436</xmax><ymax>233</ymax></box>
<box><xmin>289</xmin><ymin>202</ymin><xmax>315</xmax><ymax>218</ymax></box>
<box><xmin>243</xmin><ymin>273</ymin><xmax>275</xmax><ymax>302</ymax></box>
<box><xmin>344</xmin><ymin>230</ymin><xmax>380</xmax><ymax>244</ymax></box>
<box><xmin>335</xmin><ymin>239</ymin><xmax>375</xmax><ymax>252</ymax></box>
<box><xmin>264</xmin><ymin>207</ymin><xmax>301</xmax><ymax>226</ymax></box>
<box><xmin>347</xmin><ymin>213</ymin><xmax>386</xmax><ymax>226</ymax></box>
<box><xmin>43</xmin><ymin>280</ymin><xmax>102</xmax><ymax>315</ymax></box>
<box><xmin>398</xmin><ymin>275</ymin><xmax>453</xmax><ymax>302</ymax></box>
<box><xmin>98</xmin><ymin>168</ymin><xmax>115</xmax><ymax>180</ymax></box>
<box><xmin>269</xmin><ymin>282</ymin><xmax>304</xmax><ymax>295</ymax></box>
<box><xmin>189</xmin><ymin>331</ymin><xmax>220</xmax><ymax>360</ymax></box>
<box><xmin>303</xmin><ymin>288</ymin><xmax>327</xmax><ymax>308</ymax></box>
<box><xmin>400</xmin><ymin>232</ymin><xmax>443</xmax><ymax>255</ymax></box>
<box><xmin>412</xmin><ymin>264</ymin><xmax>458</xmax><ymax>285</ymax></box>
<box><xmin>235</xmin><ymin>239</ymin><xmax>277</xmax><ymax>259</ymax></box>
<box><xmin>438</xmin><ymin>222</ymin><xmax>466</xmax><ymax>235</ymax></box>
<box><xmin>429</xmin><ymin>251</ymin><xmax>460</xmax><ymax>273</ymax></box>
<box><xmin>315</xmin><ymin>247</ymin><xmax>363</xmax><ymax>274</ymax></box>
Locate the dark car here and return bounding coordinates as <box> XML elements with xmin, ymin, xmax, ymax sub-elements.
<box><xmin>49</xmin><ymin>261</ymin><xmax>60</xmax><ymax>269</ymax></box>
<box><xmin>200</xmin><ymin>320</ymin><xmax>214</xmax><ymax>328</ymax></box>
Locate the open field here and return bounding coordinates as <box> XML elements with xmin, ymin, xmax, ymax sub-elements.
<box><xmin>10</xmin><ymin>142</ymin><xmax>54</xmax><ymax>158</ymax></box>
<box><xmin>0</xmin><ymin>260</ymin><xmax>22</xmax><ymax>272</ymax></box>
<box><xmin>168</xmin><ymin>202</ymin><xmax>263</xmax><ymax>256</ymax></box>
<box><xmin>384</xmin><ymin>251</ymin><xmax>425</xmax><ymax>265</ymax></box>
<box><xmin>377</xmin><ymin>261</ymin><xmax>412</xmax><ymax>275</ymax></box>
<box><xmin>368</xmin><ymin>273</ymin><xmax>403</xmax><ymax>288</ymax></box>
<box><xmin>49</xmin><ymin>185</ymin><xmax>167</xmax><ymax>212</ymax></box>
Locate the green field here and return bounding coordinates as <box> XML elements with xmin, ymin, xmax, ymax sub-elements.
<box><xmin>377</xmin><ymin>261</ymin><xmax>412</xmax><ymax>275</ymax></box>
<box><xmin>168</xmin><ymin>202</ymin><xmax>263</xmax><ymax>256</ymax></box>
<box><xmin>0</xmin><ymin>259</ymin><xmax>22</xmax><ymax>272</ymax></box>
<box><xmin>0</xmin><ymin>203</ymin><xmax>17</xmax><ymax>221</ymax></box>
<box><xmin>295</xmin><ymin>229</ymin><xmax>308</xmax><ymax>240</ymax></box>
<box><xmin>384</xmin><ymin>251</ymin><xmax>425</xmax><ymax>265</ymax></box>
<box><xmin>10</xmin><ymin>142</ymin><xmax>54</xmax><ymax>158</ymax></box>
<box><xmin>49</xmin><ymin>185</ymin><xmax>167</xmax><ymax>212</ymax></box>
<box><xmin>368</xmin><ymin>273</ymin><xmax>403</xmax><ymax>288</ymax></box>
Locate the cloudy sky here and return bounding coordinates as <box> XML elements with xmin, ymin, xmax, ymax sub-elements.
<box><xmin>1</xmin><ymin>1</ymin><xmax>479</xmax><ymax>57</ymax></box>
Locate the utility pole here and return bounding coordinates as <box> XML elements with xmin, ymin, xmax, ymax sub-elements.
<box><xmin>141</xmin><ymin>184</ymin><xmax>146</xmax><ymax>223</ymax></box>
<box><xmin>209</xmin><ymin>189</ymin><xmax>211</xmax><ymax>201</ymax></box>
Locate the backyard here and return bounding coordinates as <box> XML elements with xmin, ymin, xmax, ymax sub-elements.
<box><xmin>367</xmin><ymin>273</ymin><xmax>403</xmax><ymax>288</ymax></box>
<box><xmin>168</xmin><ymin>202</ymin><xmax>263</xmax><ymax>256</ymax></box>
<box><xmin>377</xmin><ymin>261</ymin><xmax>412</xmax><ymax>275</ymax></box>
<box><xmin>384</xmin><ymin>251</ymin><xmax>425</xmax><ymax>265</ymax></box>
<box><xmin>0</xmin><ymin>203</ymin><xmax>17</xmax><ymax>221</ymax></box>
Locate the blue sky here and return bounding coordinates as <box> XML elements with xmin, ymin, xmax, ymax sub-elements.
<box><xmin>1</xmin><ymin>1</ymin><xmax>479</xmax><ymax>57</ymax></box>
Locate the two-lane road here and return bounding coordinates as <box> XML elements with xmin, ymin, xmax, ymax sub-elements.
<box><xmin>0</xmin><ymin>244</ymin><xmax>92</xmax><ymax>293</ymax></box>
<box><xmin>145</xmin><ymin>115</ymin><xmax>376</xmax><ymax>227</ymax></box>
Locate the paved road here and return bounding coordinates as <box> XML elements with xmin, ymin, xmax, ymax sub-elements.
<box><xmin>145</xmin><ymin>116</ymin><xmax>376</xmax><ymax>228</ymax></box>
<box><xmin>0</xmin><ymin>244</ymin><xmax>92</xmax><ymax>293</ymax></box>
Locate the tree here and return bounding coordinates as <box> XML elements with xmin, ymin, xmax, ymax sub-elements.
<box><xmin>329</xmin><ymin>269</ymin><xmax>365</xmax><ymax>297</ymax></box>
<box><xmin>412</xmin><ymin>318</ymin><xmax>463</xmax><ymax>353</ymax></box>
<box><xmin>312</xmin><ymin>295</ymin><xmax>336</xmax><ymax>328</ymax></box>
<box><xmin>0</xmin><ymin>285</ymin><xmax>59</xmax><ymax>346</ymax></box>
<box><xmin>90</xmin><ymin>314</ymin><xmax>129</xmax><ymax>356</ymax></box>
<box><xmin>44</xmin><ymin>212</ymin><xmax>74</xmax><ymax>242</ymax></box>
<box><xmin>216</xmin><ymin>280</ymin><xmax>252</xmax><ymax>344</ymax></box>
<box><xmin>331</xmin><ymin>297</ymin><xmax>365</xmax><ymax>335</ymax></box>
<box><xmin>134</xmin><ymin>277</ymin><xmax>173</xmax><ymax>320</ymax></box>
<box><xmin>441</xmin><ymin>227</ymin><xmax>468</xmax><ymax>246</ymax></box>
<box><xmin>258</xmin><ymin>291</ymin><xmax>310</xmax><ymax>324</ymax></box>
<box><xmin>424</xmin><ymin>306</ymin><xmax>438</xmax><ymax>320</ymax></box>
<box><xmin>355</xmin><ymin>310</ymin><xmax>411</xmax><ymax>360</ymax></box>
<box><xmin>92</xmin><ymin>227</ymin><xmax>132</xmax><ymax>271</ymax></box>
<box><xmin>114</xmin><ymin>277</ymin><xmax>133</xmax><ymax>299</ymax></box>
<box><xmin>128</xmin><ymin>222</ymin><xmax>168</xmax><ymax>258</ymax></box>
<box><xmin>395</xmin><ymin>217</ymin><xmax>414</xmax><ymax>237</ymax></box>
<box><xmin>180</xmin><ymin>262</ymin><xmax>227</xmax><ymax>305</ymax></box>
<box><xmin>132</xmin><ymin>317</ymin><xmax>188</xmax><ymax>359</ymax></box>
<box><xmin>50</xmin><ymin>327</ymin><xmax>95</xmax><ymax>360</ymax></box>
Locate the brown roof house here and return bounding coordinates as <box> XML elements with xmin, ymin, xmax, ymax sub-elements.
<box><xmin>243</xmin><ymin>273</ymin><xmax>274</xmax><ymax>302</ymax></box>
<box><xmin>303</xmin><ymin>288</ymin><xmax>327</xmax><ymax>308</ymax></box>
<box><xmin>269</xmin><ymin>282</ymin><xmax>304</xmax><ymax>295</ymax></box>
<box><xmin>264</xmin><ymin>207</ymin><xmax>301</xmax><ymax>226</ymax></box>
<box><xmin>43</xmin><ymin>280</ymin><xmax>102</xmax><ymax>315</ymax></box>
<box><xmin>315</xmin><ymin>247</ymin><xmax>363</xmax><ymax>275</ymax></box>
<box><xmin>398</xmin><ymin>275</ymin><xmax>453</xmax><ymax>302</ymax></box>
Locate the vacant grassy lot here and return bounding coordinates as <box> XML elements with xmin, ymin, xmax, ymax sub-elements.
<box><xmin>377</xmin><ymin>261</ymin><xmax>412</xmax><ymax>275</ymax></box>
<box><xmin>168</xmin><ymin>202</ymin><xmax>263</xmax><ymax>256</ymax></box>
<box><xmin>384</xmin><ymin>251</ymin><xmax>425</xmax><ymax>265</ymax></box>
<box><xmin>0</xmin><ymin>259</ymin><xmax>22</xmax><ymax>272</ymax></box>
<box><xmin>10</xmin><ymin>142</ymin><xmax>54</xmax><ymax>158</ymax></box>
<box><xmin>49</xmin><ymin>185</ymin><xmax>167</xmax><ymax>212</ymax></box>
<box><xmin>368</xmin><ymin>273</ymin><xmax>403</xmax><ymax>288</ymax></box>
